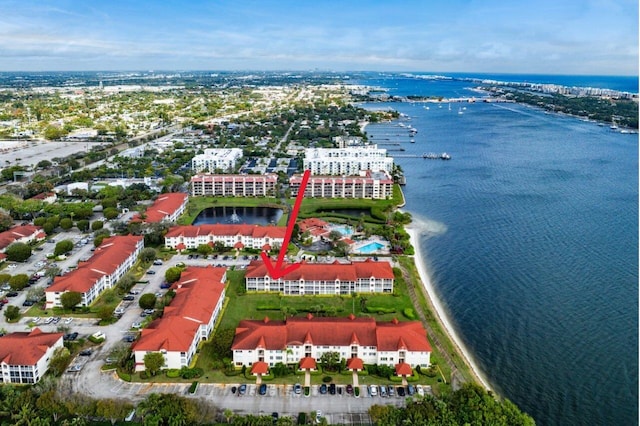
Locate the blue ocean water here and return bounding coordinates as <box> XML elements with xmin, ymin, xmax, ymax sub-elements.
<box><xmin>359</xmin><ymin>75</ymin><xmax>638</xmax><ymax>426</ymax></box>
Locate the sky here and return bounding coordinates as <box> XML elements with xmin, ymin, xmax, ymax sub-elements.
<box><xmin>0</xmin><ymin>0</ymin><xmax>637</xmax><ymax>75</ymax></box>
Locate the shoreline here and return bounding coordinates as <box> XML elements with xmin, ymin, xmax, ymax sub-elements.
<box><xmin>405</xmin><ymin>223</ymin><xmax>493</xmax><ymax>391</ymax></box>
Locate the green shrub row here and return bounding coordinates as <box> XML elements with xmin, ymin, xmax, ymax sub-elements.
<box><xmin>403</xmin><ymin>307</ymin><xmax>417</xmax><ymax>319</ymax></box>
<box><xmin>364</xmin><ymin>306</ymin><xmax>396</xmax><ymax>314</ymax></box>
<box><xmin>256</xmin><ymin>305</ymin><xmax>281</xmax><ymax>311</ymax></box>
<box><xmin>166</xmin><ymin>369</ymin><xmax>181</xmax><ymax>378</ymax></box>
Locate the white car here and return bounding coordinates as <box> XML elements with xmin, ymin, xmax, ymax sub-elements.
<box><xmin>416</xmin><ymin>384</ymin><xmax>425</xmax><ymax>396</ymax></box>
<box><xmin>63</xmin><ymin>317</ymin><xmax>73</xmax><ymax>325</ymax></box>
<box><xmin>131</xmin><ymin>322</ymin><xmax>142</xmax><ymax>329</ymax></box>
<box><xmin>369</xmin><ymin>384</ymin><xmax>378</xmax><ymax>396</ymax></box>
<box><xmin>44</xmin><ymin>317</ymin><xmax>54</xmax><ymax>324</ymax></box>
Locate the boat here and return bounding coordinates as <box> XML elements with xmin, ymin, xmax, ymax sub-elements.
<box><xmin>410</xmin><ymin>139</ymin><xmax>415</xmax><ymax>143</ymax></box>
<box><xmin>458</xmin><ymin>107</ymin><xmax>463</xmax><ymax>115</ymax></box>
<box><xmin>440</xmin><ymin>152</ymin><xmax>451</xmax><ymax>160</ymax></box>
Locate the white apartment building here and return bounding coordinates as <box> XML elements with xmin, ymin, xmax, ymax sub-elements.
<box><xmin>290</xmin><ymin>170</ymin><xmax>393</xmax><ymax>199</ymax></box>
<box><xmin>190</xmin><ymin>174</ymin><xmax>278</xmax><ymax>197</ymax></box>
<box><xmin>0</xmin><ymin>329</ymin><xmax>64</xmax><ymax>384</ymax></box>
<box><xmin>191</xmin><ymin>148</ymin><xmax>243</xmax><ymax>173</ymax></box>
<box><xmin>231</xmin><ymin>316</ymin><xmax>431</xmax><ymax>370</ymax></box>
<box><xmin>132</xmin><ymin>267</ymin><xmax>227</xmax><ymax>372</ymax></box>
<box><xmin>303</xmin><ymin>146</ymin><xmax>394</xmax><ymax>175</ymax></box>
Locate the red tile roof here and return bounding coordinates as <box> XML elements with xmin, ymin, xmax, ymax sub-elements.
<box><xmin>245</xmin><ymin>259</ymin><xmax>394</xmax><ymax>281</ymax></box>
<box><xmin>0</xmin><ymin>225</ymin><xmax>45</xmax><ymax>251</ymax></box>
<box><xmin>232</xmin><ymin>316</ymin><xmax>431</xmax><ymax>354</ymax></box>
<box><xmin>132</xmin><ymin>267</ymin><xmax>226</xmax><ymax>353</ymax></box>
<box><xmin>395</xmin><ymin>362</ymin><xmax>413</xmax><ymax>376</ymax></box>
<box><xmin>0</xmin><ymin>328</ymin><xmax>63</xmax><ymax>366</ymax></box>
<box><xmin>299</xmin><ymin>356</ymin><xmax>317</xmax><ymax>370</ymax></box>
<box><xmin>250</xmin><ymin>361</ymin><xmax>269</xmax><ymax>375</ymax></box>
<box><xmin>346</xmin><ymin>357</ymin><xmax>364</xmax><ymax>371</ymax></box>
<box><xmin>134</xmin><ymin>193</ymin><xmax>188</xmax><ymax>223</ymax></box>
<box><xmin>47</xmin><ymin>235</ymin><xmax>143</xmax><ymax>294</ymax></box>
<box><xmin>165</xmin><ymin>224</ymin><xmax>286</xmax><ymax>240</ymax></box>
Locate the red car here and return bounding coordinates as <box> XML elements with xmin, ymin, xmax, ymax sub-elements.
<box><xmin>0</xmin><ymin>298</ymin><xmax>8</xmax><ymax>305</ymax></box>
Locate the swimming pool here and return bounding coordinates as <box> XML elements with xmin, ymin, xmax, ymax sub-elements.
<box><xmin>355</xmin><ymin>242</ymin><xmax>385</xmax><ymax>254</ymax></box>
<box><xmin>330</xmin><ymin>225</ymin><xmax>353</xmax><ymax>236</ymax></box>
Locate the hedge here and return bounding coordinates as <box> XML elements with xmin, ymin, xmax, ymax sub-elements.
<box><xmin>166</xmin><ymin>369</ymin><xmax>181</xmax><ymax>378</ymax></box>
<box><xmin>118</xmin><ymin>371</ymin><xmax>132</xmax><ymax>382</ymax></box>
<box><xmin>403</xmin><ymin>308</ymin><xmax>417</xmax><ymax>320</ymax></box>
<box><xmin>364</xmin><ymin>306</ymin><xmax>396</xmax><ymax>314</ymax></box>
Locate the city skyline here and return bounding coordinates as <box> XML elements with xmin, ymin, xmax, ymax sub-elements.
<box><xmin>0</xmin><ymin>0</ymin><xmax>638</xmax><ymax>75</ymax></box>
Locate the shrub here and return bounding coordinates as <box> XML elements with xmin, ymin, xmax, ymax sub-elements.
<box><xmin>180</xmin><ymin>367</ymin><xmax>204</xmax><ymax>379</ymax></box>
<box><xmin>166</xmin><ymin>369</ymin><xmax>181</xmax><ymax>378</ymax></box>
<box><xmin>88</xmin><ymin>335</ymin><xmax>105</xmax><ymax>344</ymax></box>
<box><xmin>322</xmin><ymin>376</ymin><xmax>333</xmax><ymax>383</ymax></box>
<box><xmin>403</xmin><ymin>308</ymin><xmax>417</xmax><ymax>320</ymax></box>
<box><xmin>118</xmin><ymin>371</ymin><xmax>132</xmax><ymax>382</ymax></box>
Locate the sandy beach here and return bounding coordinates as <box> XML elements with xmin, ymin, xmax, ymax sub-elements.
<box><xmin>405</xmin><ymin>223</ymin><xmax>493</xmax><ymax>391</ymax></box>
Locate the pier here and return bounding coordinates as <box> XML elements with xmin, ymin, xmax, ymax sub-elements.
<box><xmin>393</xmin><ymin>153</ymin><xmax>451</xmax><ymax>160</ymax></box>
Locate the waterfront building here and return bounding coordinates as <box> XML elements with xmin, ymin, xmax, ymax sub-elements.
<box><xmin>45</xmin><ymin>235</ymin><xmax>144</xmax><ymax>308</ymax></box>
<box><xmin>191</xmin><ymin>148</ymin><xmax>243</xmax><ymax>173</ymax></box>
<box><xmin>244</xmin><ymin>259</ymin><xmax>394</xmax><ymax>295</ymax></box>
<box><xmin>131</xmin><ymin>192</ymin><xmax>188</xmax><ymax>223</ymax></box>
<box><xmin>290</xmin><ymin>170</ymin><xmax>393</xmax><ymax>199</ymax></box>
<box><xmin>190</xmin><ymin>174</ymin><xmax>278</xmax><ymax>197</ymax></box>
<box><xmin>0</xmin><ymin>328</ymin><xmax>64</xmax><ymax>384</ymax></box>
<box><xmin>303</xmin><ymin>146</ymin><xmax>393</xmax><ymax>175</ymax></box>
<box><xmin>164</xmin><ymin>224</ymin><xmax>285</xmax><ymax>251</ymax></box>
<box><xmin>231</xmin><ymin>315</ymin><xmax>431</xmax><ymax>369</ymax></box>
<box><xmin>0</xmin><ymin>225</ymin><xmax>46</xmax><ymax>253</ymax></box>
<box><xmin>132</xmin><ymin>267</ymin><xmax>226</xmax><ymax>372</ymax></box>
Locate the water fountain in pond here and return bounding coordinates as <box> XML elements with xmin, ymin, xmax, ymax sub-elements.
<box><xmin>229</xmin><ymin>212</ymin><xmax>241</xmax><ymax>223</ymax></box>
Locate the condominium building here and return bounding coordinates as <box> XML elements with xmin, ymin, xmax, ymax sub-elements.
<box><xmin>289</xmin><ymin>170</ymin><xmax>393</xmax><ymax>199</ymax></box>
<box><xmin>0</xmin><ymin>225</ymin><xmax>46</xmax><ymax>252</ymax></box>
<box><xmin>132</xmin><ymin>267</ymin><xmax>227</xmax><ymax>372</ymax></box>
<box><xmin>0</xmin><ymin>328</ymin><xmax>64</xmax><ymax>384</ymax></box>
<box><xmin>164</xmin><ymin>224</ymin><xmax>286</xmax><ymax>251</ymax></box>
<box><xmin>190</xmin><ymin>174</ymin><xmax>277</xmax><ymax>197</ymax></box>
<box><xmin>191</xmin><ymin>148</ymin><xmax>243</xmax><ymax>173</ymax></box>
<box><xmin>303</xmin><ymin>146</ymin><xmax>393</xmax><ymax>175</ymax></box>
<box><xmin>231</xmin><ymin>315</ymin><xmax>431</xmax><ymax>370</ymax></box>
<box><xmin>245</xmin><ymin>259</ymin><xmax>394</xmax><ymax>295</ymax></box>
<box><xmin>131</xmin><ymin>192</ymin><xmax>188</xmax><ymax>223</ymax></box>
<box><xmin>45</xmin><ymin>235</ymin><xmax>144</xmax><ymax>308</ymax></box>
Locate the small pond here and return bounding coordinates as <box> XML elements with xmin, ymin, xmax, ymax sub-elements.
<box><xmin>193</xmin><ymin>206</ymin><xmax>283</xmax><ymax>226</ymax></box>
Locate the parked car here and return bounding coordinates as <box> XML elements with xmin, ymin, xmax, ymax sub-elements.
<box><xmin>369</xmin><ymin>384</ymin><xmax>378</xmax><ymax>396</ymax></box>
<box><xmin>346</xmin><ymin>384</ymin><xmax>353</xmax><ymax>395</ymax></box>
<box><xmin>64</xmin><ymin>317</ymin><xmax>73</xmax><ymax>325</ymax></box>
<box><xmin>131</xmin><ymin>322</ymin><xmax>142</xmax><ymax>329</ymax></box>
<box><xmin>160</xmin><ymin>282</ymin><xmax>171</xmax><ymax>289</ymax></box>
<box><xmin>146</xmin><ymin>270</ymin><xmax>156</xmax><ymax>275</ymax></box>
<box><xmin>388</xmin><ymin>385</ymin><xmax>395</xmax><ymax>397</ymax></box>
<box><xmin>293</xmin><ymin>383</ymin><xmax>302</xmax><ymax>394</ymax></box>
<box><xmin>416</xmin><ymin>384</ymin><xmax>425</xmax><ymax>396</ymax></box>
<box><xmin>153</xmin><ymin>260</ymin><xmax>163</xmax><ymax>265</ymax></box>
<box><xmin>329</xmin><ymin>383</ymin><xmax>336</xmax><ymax>395</ymax></box>
<box><xmin>6</xmin><ymin>291</ymin><xmax>18</xmax><ymax>297</ymax></box>
<box><xmin>407</xmin><ymin>384</ymin><xmax>415</xmax><ymax>395</ymax></box>
<box><xmin>319</xmin><ymin>384</ymin><xmax>327</xmax><ymax>394</ymax></box>
<box><xmin>79</xmin><ymin>349</ymin><xmax>92</xmax><ymax>356</ymax></box>
<box><xmin>238</xmin><ymin>384</ymin><xmax>247</xmax><ymax>395</ymax></box>
<box><xmin>379</xmin><ymin>385</ymin><xmax>388</xmax><ymax>397</ymax></box>
<box><xmin>315</xmin><ymin>410</ymin><xmax>322</xmax><ymax>423</ymax></box>
<box><xmin>123</xmin><ymin>295</ymin><xmax>135</xmax><ymax>301</ymax></box>
<box><xmin>22</xmin><ymin>300</ymin><xmax>34</xmax><ymax>306</ymax></box>
<box><xmin>122</xmin><ymin>335</ymin><xmax>136</xmax><ymax>343</ymax></box>
<box><xmin>259</xmin><ymin>384</ymin><xmax>267</xmax><ymax>395</ymax></box>
<box><xmin>397</xmin><ymin>386</ymin><xmax>406</xmax><ymax>397</ymax></box>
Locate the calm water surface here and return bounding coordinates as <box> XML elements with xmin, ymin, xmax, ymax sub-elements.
<box><xmin>362</xmin><ymin>76</ymin><xmax>638</xmax><ymax>426</ymax></box>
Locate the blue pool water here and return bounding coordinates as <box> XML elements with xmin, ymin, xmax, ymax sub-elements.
<box><xmin>355</xmin><ymin>242</ymin><xmax>384</xmax><ymax>254</ymax></box>
<box><xmin>330</xmin><ymin>225</ymin><xmax>353</xmax><ymax>236</ymax></box>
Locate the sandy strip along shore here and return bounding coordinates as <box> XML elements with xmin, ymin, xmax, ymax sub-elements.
<box><xmin>406</xmin><ymin>224</ymin><xmax>493</xmax><ymax>391</ymax></box>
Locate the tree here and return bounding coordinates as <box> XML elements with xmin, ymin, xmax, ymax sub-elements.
<box><xmin>138</xmin><ymin>248</ymin><xmax>156</xmax><ymax>263</ymax></box>
<box><xmin>76</xmin><ymin>219</ymin><xmax>90</xmax><ymax>232</ymax></box>
<box><xmin>144</xmin><ymin>352</ymin><xmax>165</xmax><ymax>376</ymax></box>
<box><xmin>3</xmin><ymin>305</ymin><xmax>20</xmax><ymax>322</ymax></box>
<box><xmin>165</xmin><ymin>266</ymin><xmax>182</xmax><ymax>283</ymax></box>
<box><xmin>0</xmin><ymin>210</ymin><xmax>13</xmax><ymax>232</ymax></box>
<box><xmin>36</xmin><ymin>160</ymin><xmax>52</xmax><ymax>170</ymax></box>
<box><xmin>36</xmin><ymin>390</ymin><xmax>68</xmax><ymax>423</ymax></box>
<box><xmin>97</xmin><ymin>305</ymin><xmax>114</xmax><ymax>321</ymax></box>
<box><xmin>59</xmin><ymin>218</ymin><xmax>73</xmax><ymax>230</ymax></box>
<box><xmin>60</xmin><ymin>291</ymin><xmax>82</xmax><ymax>311</ymax></box>
<box><xmin>54</xmin><ymin>240</ymin><xmax>74</xmax><ymax>256</ymax></box>
<box><xmin>96</xmin><ymin>399</ymin><xmax>133</xmax><ymax>425</ymax></box>
<box><xmin>91</xmin><ymin>220</ymin><xmax>104</xmax><ymax>231</ymax></box>
<box><xmin>47</xmin><ymin>347</ymin><xmax>71</xmax><ymax>376</ymax></box>
<box><xmin>139</xmin><ymin>294</ymin><xmax>157</xmax><ymax>310</ymax></box>
<box><xmin>0</xmin><ymin>273</ymin><xmax>11</xmax><ymax>285</ymax></box>
<box><xmin>9</xmin><ymin>274</ymin><xmax>28</xmax><ymax>291</ymax></box>
<box><xmin>197</xmin><ymin>243</ymin><xmax>213</xmax><ymax>255</ymax></box>
<box><xmin>319</xmin><ymin>351</ymin><xmax>341</xmax><ymax>372</ymax></box>
<box><xmin>5</xmin><ymin>242</ymin><xmax>31</xmax><ymax>262</ymax></box>
<box><xmin>103</xmin><ymin>207</ymin><xmax>119</xmax><ymax>220</ymax></box>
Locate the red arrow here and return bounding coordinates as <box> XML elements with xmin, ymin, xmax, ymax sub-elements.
<box><xmin>261</xmin><ymin>169</ymin><xmax>311</xmax><ymax>280</ymax></box>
